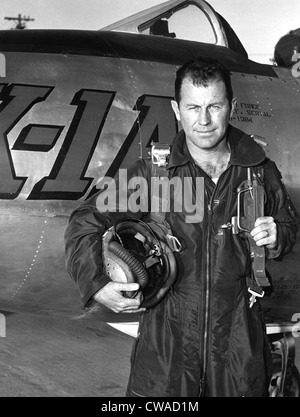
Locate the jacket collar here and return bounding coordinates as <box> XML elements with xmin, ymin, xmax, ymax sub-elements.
<box><xmin>167</xmin><ymin>124</ymin><xmax>266</xmax><ymax>169</ymax></box>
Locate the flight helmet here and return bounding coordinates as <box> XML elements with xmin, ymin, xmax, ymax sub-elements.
<box><xmin>102</xmin><ymin>218</ymin><xmax>178</xmax><ymax>309</ymax></box>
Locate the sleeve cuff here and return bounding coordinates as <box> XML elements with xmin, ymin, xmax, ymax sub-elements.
<box><xmin>82</xmin><ymin>274</ymin><xmax>112</xmax><ymax>307</ymax></box>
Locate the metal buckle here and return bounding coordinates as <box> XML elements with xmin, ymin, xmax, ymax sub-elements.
<box><xmin>166</xmin><ymin>234</ymin><xmax>182</xmax><ymax>253</ymax></box>
<box><xmin>151</xmin><ymin>142</ymin><xmax>170</xmax><ymax>167</ymax></box>
<box><xmin>248</xmin><ymin>287</ymin><xmax>265</xmax><ymax>308</ymax></box>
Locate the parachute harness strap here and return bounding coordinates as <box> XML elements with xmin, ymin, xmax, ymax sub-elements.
<box><xmin>150</xmin><ymin>142</ymin><xmax>182</xmax><ymax>253</ymax></box>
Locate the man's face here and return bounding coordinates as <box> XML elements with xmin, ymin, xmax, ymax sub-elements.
<box><xmin>171</xmin><ymin>77</ymin><xmax>236</xmax><ymax>150</ymax></box>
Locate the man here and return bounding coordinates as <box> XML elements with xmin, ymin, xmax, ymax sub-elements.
<box><xmin>273</xmin><ymin>28</ymin><xmax>300</xmax><ymax>67</ymax></box>
<box><xmin>65</xmin><ymin>57</ymin><xmax>299</xmax><ymax>397</ymax></box>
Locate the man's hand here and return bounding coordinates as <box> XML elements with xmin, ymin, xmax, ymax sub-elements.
<box><xmin>94</xmin><ymin>281</ymin><xmax>146</xmax><ymax>313</ymax></box>
<box><xmin>250</xmin><ymin>216</ymin><xmax>277</xmax><ymax>249</ymax></box>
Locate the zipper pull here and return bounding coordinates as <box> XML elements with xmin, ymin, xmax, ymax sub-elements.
<box><xmin>199</xmin><ymin>377</ymin><xmax>207</xmax><ymax>397</ymax></box>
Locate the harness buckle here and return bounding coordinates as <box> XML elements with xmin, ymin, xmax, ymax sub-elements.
<box><xmin>151</xmin><ymin>142</ymin><xmax>170</xmax><ymax>167</ymax></box>
<box><xmin>248</xmin><ymin>287</ymin><xmax>265</xmax><ymax>308</ymax></box>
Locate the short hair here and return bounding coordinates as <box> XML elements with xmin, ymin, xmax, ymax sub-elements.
<box><xmin>174</xmin><ymin>57</ymin><xmax>233</xmax><ymax>104</ymax></box>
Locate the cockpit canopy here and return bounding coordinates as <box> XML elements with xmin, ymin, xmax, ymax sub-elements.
<box><xmin>101</xmin><ymin>0</ymin><xmax>248</xmax><ymax>58</ymax></box>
